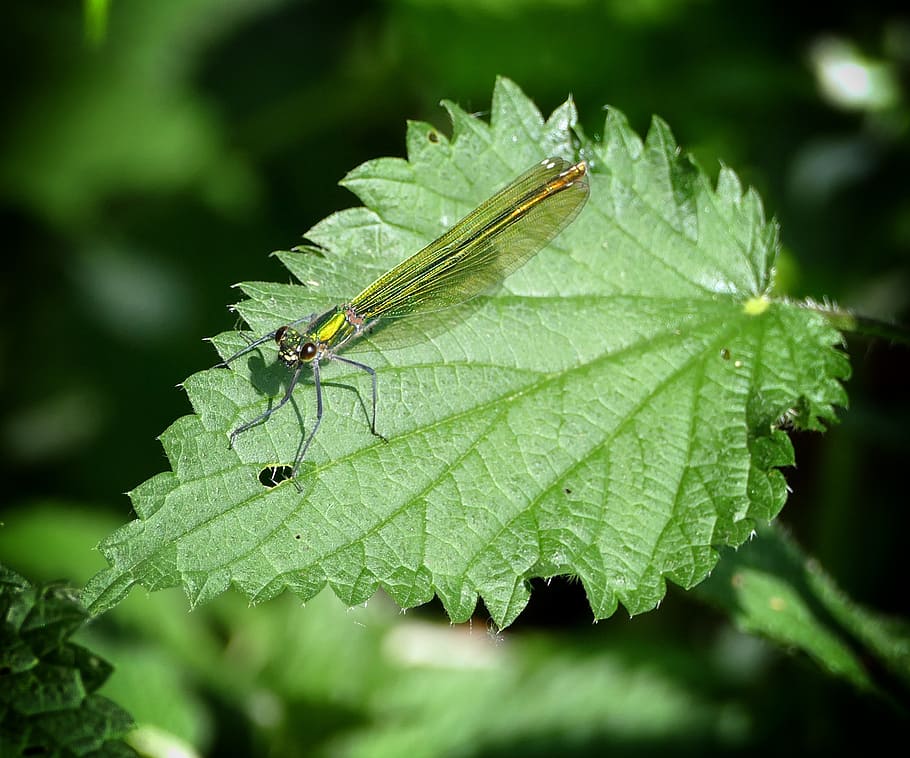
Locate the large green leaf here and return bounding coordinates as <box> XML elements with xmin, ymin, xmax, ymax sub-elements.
<box><xmin>83</xmin><ymin>78</ymin><xmax>848</xmax><ymax>626</ymax></box>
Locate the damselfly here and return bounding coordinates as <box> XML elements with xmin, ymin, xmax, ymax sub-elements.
<box><xmin>220</xmin><ymin>157</ymin><xmax>589</xmax><ymax>479</ymax></box>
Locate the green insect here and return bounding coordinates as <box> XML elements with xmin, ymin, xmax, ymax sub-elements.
<box><xmin>220</xmin><ymin>157</ymin><xmax>589</xmax><ymax>479</ymax></box>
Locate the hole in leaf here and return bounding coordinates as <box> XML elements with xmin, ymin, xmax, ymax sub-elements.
<box><xmin>427</xmin><ymin>129</ymin><xmax>439</xmax><ymax>143</ymax></box>
<box><xmin>259</xmin><ymin>465</ymin><xmax>294</xmax><ymax>488</ymax></box>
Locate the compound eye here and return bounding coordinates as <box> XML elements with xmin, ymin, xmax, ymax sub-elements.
<box><xmin>301</xmin><ymin>342</ymin><xmax>317</xmax><ymax>361</ymax></box>
<box><xmin>274</xmin><ymin>325</ymin><xmax>288</xmax><ymax>344</ymax></box>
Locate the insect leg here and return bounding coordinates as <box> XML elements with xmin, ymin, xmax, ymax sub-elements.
<box><xmin>331</xmin><ymin>355</ymin><xmax>386</xmax><ymax>441</ymax></box>
<box><xmin>291</xmin><ymin>359</ymin><xmax>324</xmax><ymax>477</ymax></box>
<box><xmin>229</xmin><ymin>360</ymin><xmax>305</xmax><ymax>447</ymax></box>
<box><xmin>217</xmin><ymin>330</ymin><xmax>279</xmax><ymax>367</ymax></box>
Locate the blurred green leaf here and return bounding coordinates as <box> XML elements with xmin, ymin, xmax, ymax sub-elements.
<box><xmin>3</xmin><ymin>0</ymin><xmax>284</xmax><ymax>227</ymax></box>
<box><xmin>323</xmin><ymin>624</ymin><xmax>753</xmax><ymax>757</ymax></box>
<box><xmin>697</xmin><ymin>523</ymin><xmax>910</xmax><ymax>697</ymax></box>
<box><xmin>83</xmin><ymin>78</ymin><xmax>848</xmax><ymax>628</ymax></box>
<box><xmin>83</xmin><ymin>0</ymin><xmax>110</xmax><ymax>46</ymax></box>
<box><xmin>0</xmin><ymin>503</ymin><xmax>117</xmax><ymax>586</ymax></box>
<box><xmin>0</xmin><ymin>566</ymin><xmax>136</xmax><ymax>757</ymax></box>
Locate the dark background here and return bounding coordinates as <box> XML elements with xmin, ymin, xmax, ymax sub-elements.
<box><xmin>1</xmin><ymin>0</ymin><xmax>908</xmax><ymax>754</ymax></box>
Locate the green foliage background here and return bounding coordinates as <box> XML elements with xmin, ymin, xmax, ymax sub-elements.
<box><xmin>1</xmin><ymin>0</ymin><xmax>908</xmax><ymax>755</ymax></box>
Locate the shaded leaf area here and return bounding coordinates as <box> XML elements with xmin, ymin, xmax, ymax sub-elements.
<box><xmin>0</xmin><ymin>565</ymin><xmax>136</xmax><ymax>757</ymax></box>
<box><xmin>84</xmin><ymin>79</ymin><xmax>848</xmax><ymax>626</ymax></box>
<box><xmin>697</xmin><ymin>524</ymin><xmax>910</xmax><ymax>702</ymax></box>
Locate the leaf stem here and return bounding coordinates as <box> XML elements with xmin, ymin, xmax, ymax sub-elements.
<box><xmin>801</xmin><ymin>302</ymin><xmax>910</xmax><ymax>347</ymax></box>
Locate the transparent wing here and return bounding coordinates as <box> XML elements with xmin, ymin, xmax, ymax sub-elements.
<box><xmin>350</xmin><ymin>158</ymin><xmax>589</xmax><ymax>321</ymax></box>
